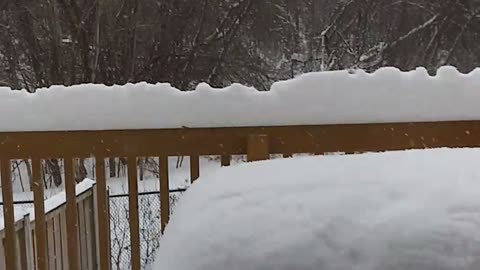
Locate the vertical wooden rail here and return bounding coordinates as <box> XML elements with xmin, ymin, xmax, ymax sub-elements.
<box><xmin>95</xmin><ymin>157</ymin><xmax>110</xmax><ymax>270</ymax></box>
<box><xmin>78</xmin><ymin>200</ymin><xmax>87</xmax><ymax>269</ymax></box>
<box><xmin>22</xmin><ymin>214</ymin><xmax>34</xmax><ymax>270</ymax></box>
<box><xmin>190</xmin><ymin>155</ymin><xmax>199</xmax><ymax>183</ymax></box>
<box><xmin>127</xmin><ymin>157</ymin><xmax>141</xmax><ymax>270</ymax></box>
<box><xmin>159</xmin><ymin>155</ymin><xmax>170</xmax><ymax>233</ymax></box>
<box><xmin>53</xmin><ymin>215</ymin><xmax>62</xmax><ymax>270</ymax></box>
<box><xmin>247</xmin><ymin>135</ymin><xmax>270</xmax><ymax>161</ymax></box>
<box><xmin>60</xmin><ymin>211</ymin><xmax>69</xmax><ymax>268</ymax></box>
<box><xmin>1</xmin><ymin>158</ymin><xmax>16</xmax><ymax>270</ymax></box>
<box><xmin>47</xmin><ymin>219</ymin><xmax>55</xmax><ymax>268</ymax></box>
<box><xmin>32</xmin><ymin>157</ymin><xmax>47</xmax><ymax>270</ymax></box>
<box><xmin>221</xmin><ymin>155</ymin><xmax>231</xmax><ymax>166</ymax></box>
<box><xmin>64</xmin><ymin>157</ymin><xmax>80</xmax><ymax>270</ymax></box>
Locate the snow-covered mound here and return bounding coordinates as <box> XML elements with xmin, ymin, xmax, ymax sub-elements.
<box><xmin>153</xmin><ymin>148</ymin><xmax>480</xmax><ymax>270</ymax></box>
<box><xmin>2</xmin><ymin>66</ymin><xmax>480</xmax><ymax>131</ymax></box>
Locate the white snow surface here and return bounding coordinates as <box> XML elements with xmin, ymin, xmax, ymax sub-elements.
<box><xmin>153</xmin><ymin>148</ymin><xmax>480</xmax><ymax>270</ymax></box>
<box><xmin>2</xmin><ymin>66</ymin><xmax>480</xmax><ymax>131</ymax></box>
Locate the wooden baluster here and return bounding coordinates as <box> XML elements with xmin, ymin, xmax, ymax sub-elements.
<box><xmin>95</xmin><ymin>156</ymin><xmax>110</xmax><ymax>270</ymax></box>
<box><xmin>32</xmin><ymin>157</ymin><xmax>47</xmax><ymax>270</ymax></box>
<box><xmin>127</xmin><ymin>157</ymin><xmax>141</xmax><ymax>270</ymax></box>
<box><xmin>190</xmin><ymin>155</ymin><xmax>199</xmax><ymax>183</ymax></box>
<box><xmin>64</xmin><ymin>157</ymin><xmax>80</xmax><ymax>270</ymax></box>
<box><xmin>159</xmin><ymin>155</ymin><xmax>170</xmax><ymax>233</ymax></box>
<box><xmin>221</xmin><ymin>154</ymin><xmax>230</xmax><ymax>167</ymax></box>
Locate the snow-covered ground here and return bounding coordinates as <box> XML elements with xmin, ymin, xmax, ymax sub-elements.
<box><xmin>1</xmin><ymin>66</ymin><xmax>480</xmax><ymax>132</ymax></box>
<box><xmin>153</xmin><ymin>148</ymin><xmax>480</xmax><ymax>270</ymax></box>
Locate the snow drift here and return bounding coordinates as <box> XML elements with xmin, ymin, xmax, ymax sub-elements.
<box><xmin>2</xmin><ymin>66</ymin><xmax>480</xmax><ymax>131</ymax></box>
<box><xmin>153</xmin><ymin>148</ymin><xmax>480</xmax><ymax>270</ymax></box>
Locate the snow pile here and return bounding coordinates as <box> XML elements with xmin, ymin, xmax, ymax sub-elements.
<box><xmin>153</xmin><ymin>148</ymin><xmax>480</xmax><ymax>270</ymax></box>
<box><xmin>2</xmin><ymin>66</ymin><xmax>480</xmax><ymax>131</ymax></box>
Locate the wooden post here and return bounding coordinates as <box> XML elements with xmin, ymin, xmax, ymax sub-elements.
<box><xmin>221</xmin><ymin>155</ymin><xmax>231</xmax><ymax>167</ymax></box>
<box><xmin>247</xmin><ymin>135</ymin><xmax>270</xmax><ymax>162</ymax></box>
<box><xmin>32</xmin><ymin>157</ymin><xmax>47</xmax><ymax>270</ymax></box>
<box><xmin>127</xmin><ymin>156</ymin><xmax>141</xmax><ymax>270</ymax></box>
<box><xmin>64</xmin><ymin>157</ymin><xmax>80</xmax><ymax>270</ymax></box>
<box><xmin>1</xmin><ymin>158</ymin><xmax>16</xmax><ymax>270</ymax></box>
<box><xmin>94</xmin><ymin>157</ymin><xmax>110</xmax><ymax>270</ymax></box>
<box><xmin>159</xmin><ymin>155</ymin><xmax>170</xmax><ymax>233</ymax></box>
<box><xmin>189</xmin><ymin>155</ymin><xmax>199</xmax><ymax>183</ymax></box>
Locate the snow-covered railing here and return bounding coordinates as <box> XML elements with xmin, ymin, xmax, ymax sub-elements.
<box><xmin>2</xmin><ymin>67</ymin><xmax>480</xmax><ymax>270</ymax></box>
<box><xmin>0</xmin><ymin>180</ymin><xmax>98</xmax><ymax>270</ymax></box>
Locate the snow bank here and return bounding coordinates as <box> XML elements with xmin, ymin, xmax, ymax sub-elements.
<box><xmin>153</xmin><ymin>148</ymin><xmax>480</xmax><ymax>270</ymax></box>
<box><xmin>2</xmin><ymin>66</ymin><xmax>480</xmax><ymax>131</ymax></box>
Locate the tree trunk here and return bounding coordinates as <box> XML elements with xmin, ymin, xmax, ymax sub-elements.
<box><xmin>48</xmin><ymin>159</ymin><xmax>62</xmax><ymax>187</ymax></box>
<box><xmin>75</xmin><ymin>158</ymin><xmax>87</xmax><ymax>183</ymax></box>
<box><xmin>109</xmin><ymin>157</ymin><xmax>116</xmax><ymax>178</ymax></box>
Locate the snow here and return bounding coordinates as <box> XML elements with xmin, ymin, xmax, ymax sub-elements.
<box><xmin>2</xmin><ymin>66</ymin><xmax>480</xmax><ymax>131</ymax></box>
<box><xmin>153</xmin><ymin>148</ymin><xmax>480</xmax><ymax>270</ymax></box>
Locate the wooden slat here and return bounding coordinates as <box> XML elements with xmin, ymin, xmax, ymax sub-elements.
<box><xmin>54</xmin><ymin>215</ymin><xmax>62</xmax><ymax>270</ymax></box>
<box><xmin>15</xmin><ymin>230</ymin><xmax>21</xmax><ymax>270</ymax></box>
<box><xmin>77</xmin><ymin>200</ymin><xmax>87</xmax><ymax>269</ymax></box>
<box><xmin>221</xmin><ymin>154</ymin><xmax>231</xmax><ymax>166</ymax></box>
<box><xmin>64</xmin><ymin>157</ymin><xmax>80</xmax><ymax>270</ymax></box>
<box><xmin>159</xmin><ymin>155</ymin><xmax>170</xmax><ymax>233</ymax></box>
<box><xmin>32</xmin><ymin>229</ymin><xmax>37</xmax><ymax>270</ymax></box>
<box><xmin>127</xmin><ymin>156</ymin><xmax>141</xmax><ymax>270</ymax></box>
<box><xmin>84</xmin><ymin>195</ymin><xmax>94</xmax><ymax>270</ymax></box>
<box><xmin>94</xmin><ymin>157</ymin><xmax>109</xmax><ymax>270</ymax></box>
<box><xmin>59</xmin><ymin>212</ymin><xmax>68</xmax><ymax>269</ymax></box>
<box><xmin>47</xmin><ymin>219</ymin><xmax>55</xmax><ymax>270</ymax></box>
<box><xmin>247</xmin><ymin>135</ymin><xmax>270</xmax><ymax>161</ymax></box>
<box><xmin>21</xmin><ymin>214</ymin><xmax>34</xmax><ymax>270</ymax></box>
<box><xmin>106</xmin><ymin>189</ymin><xmax>111</xmax><ymax>266</ymax></box>
<box><xmin>190</xmin><ymin>155</ymin><xmax>199</xmax><ymax>183</ymax></box>
<box><xmin>1</xmin><ymin>158</ymin><xmax>16</xmax><ymax>270</ymax></box>
<box><xmin>32</xmin><ymin>157</ymin><xmax>48</xmax><ymax>270</ymax></box>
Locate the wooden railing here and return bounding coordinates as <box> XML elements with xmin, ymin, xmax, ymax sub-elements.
<box><xmin>1</xmin><ymin>121</ymin><xmax>480</xmax><ymax>270</ymax></box>
<box><xmin>0</xmin><ymin>184</ymin><xmax>98</xmax><ymax>270</ymax></box>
